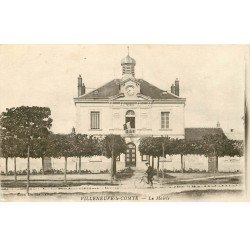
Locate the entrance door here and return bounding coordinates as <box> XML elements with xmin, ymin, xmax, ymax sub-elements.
<box><xmin>125</xmin><ymin>143</ymin><xmax>136</xmax><ymax>167</ymax></box>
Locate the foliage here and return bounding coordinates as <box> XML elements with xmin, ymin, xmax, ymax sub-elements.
<box><xmin>118</xmin><ymin>168</ymin><xmax>135</xmax><ymax>174</ymax></box>
<box><xmin>201</xmin><ymin>134</ymin><xmax>243</xmax><ymax>157</ymax></box>
<box><xmin>0</xmin><ymin>106</ymin><xmax>53</xmax><ymax>159</ymax></box>
<box><xmin>0</xmin><ymin>106</ymin><xmax>52</xmax><ymax>142</ymax></box>
<box><xmin>139</xmin><ymin>134</ymin><xmax>243</xmax><ymax>159</ymax></box>
<box><xmin>46</xmin><ymin>133</ymin><xmax>75</xmax><ymax>159</ymax></box>
<box><xmin>101</xmin><ymin>134</ymin><xmax>127</xmax><ymax>158</ymax></box>
<box><xmin>139</xmin><ymin>137</ymin><xmax>182</xmax><ymax>157</ymax></box>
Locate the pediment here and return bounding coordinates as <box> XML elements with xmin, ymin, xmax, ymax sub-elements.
<box><xmin>109</xmin><ymin>92</ymin><xmax>152</xmax><ymax>101</ymax></box>
<box><xmin>120</xmin><ymin>78</ymin><xmax>140</xmax><ymax>86</ymax></box>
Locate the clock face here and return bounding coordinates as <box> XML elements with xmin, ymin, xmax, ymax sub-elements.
<box><xmin>126</xmin><ymin>86</ymin><xmax>135</xmax><ymax>96</ymax></box>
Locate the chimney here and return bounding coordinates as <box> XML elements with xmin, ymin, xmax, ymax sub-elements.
<box><xmin>78</xmin><ymin>75</ymin><xmax>85</xmax><ymax>97</ymax></box>
<box><xmin>174</xmin><ymin>78</ymin><xmax>179</xmax><ymax>96</ymax></box>
<box><xmin>171</xmin><ymin>84</ymin><xmax>175</xmax><ymax>94</ymax></box>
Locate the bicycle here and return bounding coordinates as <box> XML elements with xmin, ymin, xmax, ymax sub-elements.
<box><xmin>134</xmin><ymin>174</ymin><xmax>154</xmax><ymax>188</ymax></box>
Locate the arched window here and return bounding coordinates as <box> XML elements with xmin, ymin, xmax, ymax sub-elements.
<box><xmin>125</xmin><ymin>110</ymin><xmax>135</xmax><ymax>129</ymax></box>
<box><xmin>126</xmin><ymin>110</ymin><xmax>135</xmax><ymax>116</ymax></box>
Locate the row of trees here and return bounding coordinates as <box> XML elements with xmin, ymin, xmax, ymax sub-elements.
<box><xmin>1</xmin><ymin>132</ymin><xmax>127</xmax><ymax>180</ymax></box>
<box><xmin>138</xmin><ymin>135</ymin><xmax>243</xmax><ymax>177</ymax></box>
<box><xmin>0</xmin><ymin>106</ymin><xmax>244</xmax><ymax>195</ymax></box>
<box><xmin>0</xmin><ymin>106</ymin><xmax>127</xmax><ymax>195</ymax></box>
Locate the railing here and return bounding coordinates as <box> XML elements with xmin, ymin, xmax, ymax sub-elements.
<box><xmin>125</xmin><ymin>129</ymin><xmax>135</xmax><ymax>134</ymax></box>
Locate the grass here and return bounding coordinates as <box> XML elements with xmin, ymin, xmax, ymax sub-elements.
<box><xmin>1</xmin><ymin>180</ymin><xmax>119</xmax><ymax>188</ymax></box>
<box><xmin>165</xmin><ymin>176</ymin><xmax>242</xmax><ymax>185</ymax></box>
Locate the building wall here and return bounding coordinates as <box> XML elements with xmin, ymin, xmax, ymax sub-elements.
<box><xmin>0</xmin><ymin>155</ymin><xmax>244</xmax><ymax>173</ymax></box>
<box><xmin>75</xmin><ymin>100</ymin><xmax>185</xmax><ymax>169</ymax></box>
<box><xmin>75</xmin><ymin>102</ymin><xmax>185</xmax><ymax>138</ymax></box>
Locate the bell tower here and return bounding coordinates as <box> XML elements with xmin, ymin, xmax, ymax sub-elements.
<box><xmin>121</xmin><ymin>46</ymin><xmax>136</xmax><ymax>78</ymax></box>
<box><xmin>119</xmin><ymin>48</ymin><xmax>141</xmax><ymax>98</ymax></box>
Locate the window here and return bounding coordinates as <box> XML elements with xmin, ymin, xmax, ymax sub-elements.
<box><xmin>161</xmin><ymin>112</ymin><xmax>169</xmax><ymax>129</ymax></box>
<box><xmin>125</xmin><ymin>110</ymin><xmax>135</xmax><ymax>129</ymax></box>
<box><xmin>116</xmin><ymin>155</ymin><xmax>120</xmax><ymax>161</ymax></box>
<box><xmin>141</xmin><ymin>155</ymin><xmax>149</xmax><ymax>162</ymax></box>
<box><xmin>91</xmin><ymin>111</ymin><xmax>100</xmax><ymax>129</ymax></box>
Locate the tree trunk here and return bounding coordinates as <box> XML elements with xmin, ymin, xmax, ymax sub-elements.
<box><xmin>157</xmin><ymin>157</ymin><xmax>159</xmax><ymax>178</ymax></box>
<box><xmin>181</xmin><ymin>154</ymin><xmax>184</xmax><ymax>173</ymax></box>
<box><xmin>26</xmin><ymin>145</ymin><xmax>30</xmax><ymax>196</ymax></box>
<box><xmin>213</xmin><ymin>156</ymin><xmax>218</xmax><ymax>179</ymax></box>
<box><xmin>41</xmin><ymin>156</ymin><xmax>45</xmax><ymax>175</ymax></box>
<box><xmin>5</xmin><ymin>157</ymin><xmax>8</xmax><ymax>176</ymax></box>
<box><xmin>111</xmin><ymin>150</ymin><xmax>117</xmax><ymax>181</ymax></box>
<box><xmin>64</xmin><ymin>157</ymin><xmax>67</xmax><ymax>183</ymax></box>
<box><xmin>113</xmin><ymin>156</ymin><xmax>117</xmax><ymax>180</ymax></box>
<box><xmin>111</xmin><ymin>157</ymin><xmax>114</xmax><ymax>179</ymax></box>
<box><xmin>14</xmin><ymin>157</ymin><xmax>17</xmax><ymax>182</ymax></box>
<box><xmin>152</xmin><ymin>156</ymin><xmax>154</xmax><ymax>168</ymax></box>
<box><xmin>78</xmin><ymin>156</ymin><xmax>81</xmax><ymax>174</ymax></box>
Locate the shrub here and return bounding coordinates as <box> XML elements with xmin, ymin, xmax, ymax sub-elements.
<box><xmin>80</xmin><ymin>169</ymin><xmax>93</xmax><ymax>174</ymax></box>
<box><xmin>44</xmin><ymin>169</ymin><xmax>64</xmax><ymax>175</ymax></box>
<box><xmin>32</xmin><ymin>169</ymin><xmax>38</xmax><ymax>175</ymax></box>
<box><xmin>99</xmin><ymin>169</ymin><xmax>110</xmax><ymax>174</ymax></box>
<box><xmin>118</xmin><ymin>168</ymin><xmax>135</xmax><ymax>174</ymax></box>
<box><xmin>7</xmin><ymin>170</ymin><xmax>14</xmax><ymax>175</ymax></box>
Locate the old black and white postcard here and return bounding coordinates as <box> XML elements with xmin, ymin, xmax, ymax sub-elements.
<box><xmin>0</xmin><ymin>45</ymin><xmax>248</xmax><ymax>201</ymax></box>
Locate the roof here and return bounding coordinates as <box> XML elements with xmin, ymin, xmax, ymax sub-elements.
<box><xmin>224</xmin><ymin>130</ymin><xmax>244</xmax><ymax>141</ymax></box>
<box><xmin>139</xmin><ymin>79</ymin><xmax>179</xmax><ymax>99</ymax></box>
<box><xmin>79</xmin><ymin>79</ymin><xmax>120</xmax><ymax>99</ymax></box>
<box><xmin>121</xmin><ymin>55</ymin><xmax>136</xmax><ymax>65</ymax></box>
<box><xmin>76</xmin><ymin>78</ymin><xmax>181</xmax><ymax>100</ymax></box>
<box><xmin>185</xmin><ymin>128</ymin><xmax>225</xmax><ymax>141</ymax></box>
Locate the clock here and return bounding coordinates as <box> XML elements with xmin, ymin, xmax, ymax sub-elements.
<box><xmin>126</xmin><ymin>85</ymin><xmax>135</xmax><ymax>96</ymax></box>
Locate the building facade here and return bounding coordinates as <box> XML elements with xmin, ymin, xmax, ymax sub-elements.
<box><xmin>74</xmin><ymin>52</ymin><xmax>186</xmax><ymax>169</ymax></box>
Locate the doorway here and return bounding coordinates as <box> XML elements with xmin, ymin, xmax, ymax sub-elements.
<box><xmin>125</xmin><ymin>143</ymin><xmax>136</xmax><ymax>167</ymax></box>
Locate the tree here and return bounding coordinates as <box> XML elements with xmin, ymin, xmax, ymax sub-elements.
<box><xmin>31</xmin><ymin>133</ymin><xmax>52</xmax><ymax>174</ymax></box>
<box><xmin>0</xmin><ymin>130</ymin><xmax>12</xmax><ymax>175</ymax></box>
<box><xmin>101</xmin><ymin>134</ymin><xmax>127</xmax><ymax>180</ymax></box>
<box><xmin>0</xmin><ymin>133</ymin><xmax>25</xmax><ymax>180</ymax></box>
<box><xmin>73</xmin><ymin>134</ymin><xmax>101</xmax><ymax>174</ymax></box>
<box><xmin>48</xmin><ymin>133</ymin><xmax>75</xmax><ymax>183</ymax></box>
<box><xmin>139</xmin><ymin>136</ymin><xmax>173</xmax><ymax>177</ymax></box>
<box><xmin>0</xmin><ymin>106</ymin><xmax>52</xmax><ymax>195</ymax></box>
<box><xmin>201</xmin><ymin>134</ymin><xmax>243</xmax><ymax>174</ymax></box>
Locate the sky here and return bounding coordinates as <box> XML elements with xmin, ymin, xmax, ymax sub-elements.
<box><xmin>0</xmin><ymin>45</ymin><xmax>247</xmax><ymax>133</ymax></box>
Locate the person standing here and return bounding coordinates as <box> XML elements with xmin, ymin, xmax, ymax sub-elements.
<box><xmin>145</xmin><ymin>162</ymin><xmax>154</xmax><ymax>186</ymax></box>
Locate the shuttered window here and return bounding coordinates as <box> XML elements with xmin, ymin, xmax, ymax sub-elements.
<box><xmin>161</xmin><ymin>112</ymin><xmax>169</xmax><ymax>129</ymax></box>
<box><xmin>91</xmin><ymin>111</ymin><xmax>100</xmax><ymax>129</ymax></box>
